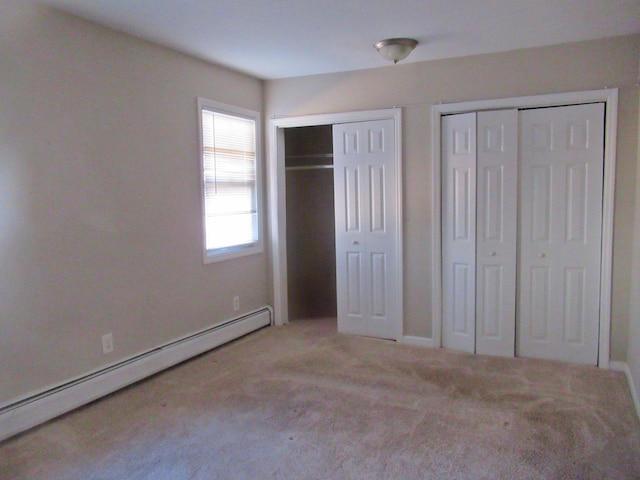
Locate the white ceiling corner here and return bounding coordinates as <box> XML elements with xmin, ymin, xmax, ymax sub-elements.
<box><xmin>39</xmin><ymin>0</ymin><xmax>640</xmax><ymax>80</ymax></box>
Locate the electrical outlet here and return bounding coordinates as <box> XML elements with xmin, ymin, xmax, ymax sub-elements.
<box><xmin>102</xmin><ymin>333</ymin><xmax>114</xmax><ymax>354</ymax></box>
<box><xmin>233</xmin><ymin>296</ymin><xmax>240</xmax><ymax>311</ymax></box>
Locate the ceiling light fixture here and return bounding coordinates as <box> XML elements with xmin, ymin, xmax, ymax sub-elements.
<box><xmin>374</xmin><ymin>37</ymin><xmax>419</xmax><ymax>64</ymax></box>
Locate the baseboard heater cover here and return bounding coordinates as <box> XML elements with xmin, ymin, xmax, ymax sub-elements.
<box><xmin>0</xmin><ymin>307</ymin><xmax>272</xmax><ymax>442</ymax></box>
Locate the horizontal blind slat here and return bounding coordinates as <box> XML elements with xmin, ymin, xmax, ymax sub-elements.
<box><xmin>201</xmin><ymin>108</ymin><xmax>258</xmax><ymax>252</ymax></box>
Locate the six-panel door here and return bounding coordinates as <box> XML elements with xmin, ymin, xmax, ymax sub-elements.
<box><xmin>333</xmin><ymin>119</ymin><xmax>398</xmax><ymax>340</ymax></box>
<box><xmin>518</xmin><ymin>103</ymin><xmax>604</xmax><ymax>365</ymax></box>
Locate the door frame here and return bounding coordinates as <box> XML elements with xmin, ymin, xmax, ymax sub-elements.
<box><xmin>268</xmin><ymin>108</ymin><xmax>404</xmax><ymax>339</ymax></box>
<box><xmin>431</xmin><ymin>89</ymin><xmax>618</xmax><ymax>367</ymax></box>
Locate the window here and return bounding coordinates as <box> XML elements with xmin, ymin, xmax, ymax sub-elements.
<box><xmin>198</xmin><ymin>98</ymin><xmax>262</xmax><ymax>263</ymax></box>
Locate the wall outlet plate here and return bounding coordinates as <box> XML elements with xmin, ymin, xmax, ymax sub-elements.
<box><xmin>101</xmin><ymin>333</ymin><xmax>114</xmax><ymax>354</ymax></box>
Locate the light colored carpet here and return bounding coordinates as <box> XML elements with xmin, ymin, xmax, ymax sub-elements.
<box><xmin>1</xmin><ymin>318</ymin><xmax>639</xmax><ymax>479</ymax></box>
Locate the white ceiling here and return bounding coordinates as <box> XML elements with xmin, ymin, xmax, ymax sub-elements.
<box><xmin>41</xmin><ymin>0</ymin><xmax>640</xmax><ymax>80</ymax></box>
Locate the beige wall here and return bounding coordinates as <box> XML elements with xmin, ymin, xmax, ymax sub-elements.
<box><xmin>265</xmin><ymin>35</ymin><xmax>640</xmax><ymax>360</ymax></box>
<box><xmin>0</xmin><ymin>2</ymin><xmax>267</xmax><ymax>405</ymax></box>
<box><xmin>627</xmin><ymin>90</ymin><xmax>640</xmax><ymax>400</ymax></box>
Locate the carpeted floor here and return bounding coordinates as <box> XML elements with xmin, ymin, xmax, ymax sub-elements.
<box><xmin>1</xmin><ymin>318</ymin><xmax>639</xmax><ymax>479</ymax></box>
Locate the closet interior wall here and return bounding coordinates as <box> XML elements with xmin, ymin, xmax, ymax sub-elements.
<box><xmin>284</xmin><ymin>126</ymin><xmax>337</xmax><ymax>320</ymax></box>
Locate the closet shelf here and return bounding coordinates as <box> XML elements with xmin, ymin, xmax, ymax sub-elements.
<box><xmin>285</xmin><ymin>153</ymin><xmax>333</xmax><ymax>160</ymax></box>
<box><xmin>285</xmin><ymin>165</ymin><xmax>334</xmax><ymax>171</ymax></box>
<box><xmin>285</xmin><ymin>152</ymin><xmax>334</xmax><ymax>169</ymax></box>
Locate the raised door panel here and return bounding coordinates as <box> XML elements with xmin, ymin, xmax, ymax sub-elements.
<box><xmin>563</xmin><ymin>268</ymin><xmax>586</xmax><ymax>344</ymax></box>
<box><xmin>371</xmin><ymin>252</ymin><xmax>387</xmax><ymax>318</ymax></box>
<box><xmin>479</xmin><ymin>265</ymin><xmax>502</xmax><ymax>337</ymax></box>
<box><xmin>527</xmin><ymin>266</ymin><xmax>551</xmax><ymax>342</ymax></box>
<box><xmin>346</xmin><ymin>252</ymin><xmax>363</xmax><ymax>316</ymax></box>
<box><xmin>369</xmin><ymin>165</ymin><xmax>386</xmax><ymax>233</ymax></box>
<box><xmin>343</xmin><ymin>166</ymin><xmax>361</xmax><ymax>232</ymax></box>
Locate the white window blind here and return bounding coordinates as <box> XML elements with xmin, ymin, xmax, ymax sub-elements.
<box><xmin>201</xmin><ymin>108</ymin><xmax>258</xmax><ymax>256</ymax></box>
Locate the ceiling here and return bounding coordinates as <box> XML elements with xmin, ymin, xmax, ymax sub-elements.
<box><xmin>41</xmin><ymin>0</ymin><xmax>640</xmax><ymax>80</ymax></box>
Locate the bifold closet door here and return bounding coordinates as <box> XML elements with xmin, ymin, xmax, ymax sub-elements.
<box><xmin>442</xmin><ymin>111</ymin><xmax>517</xmax><ymax>356</ymax></box>
<box><xmin>518</xmin><ymin>103</ymin><xmax>604</xmax><ymax>365</ymax></box>
<box><xmin>442</xmin><ymin>113</ymin><xmax>477</xmax><ymax>353</ymax></box>
<box><xmin>443</xmin><ymin>104</ymin><xmax>604</xmax><ymax>364</ymax></box>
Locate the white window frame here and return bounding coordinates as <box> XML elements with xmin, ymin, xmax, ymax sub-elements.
<box><xmin>197</xmin><ymin>98</ymin><xmax>263</xmax><ymax>263</ymax></box>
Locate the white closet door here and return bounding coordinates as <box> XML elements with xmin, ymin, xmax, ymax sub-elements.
<box><xmin>475</xmin><ymin>110</ymin><xmax>518</xmax><ymax>357</ymax></box>
<box><xmin>333</xmin><ymin>119</ymin><xmax>398</xmax><ymax>340</ymax></box>
<box><xmin>442</xmin><ymin>113</ymin><xmax>476</xmax><ymax>353</ymax></box>
<box><xmin>518</xmin><ymin>103</ymin><xmax>604</xmax><ymax>365</ymax></box>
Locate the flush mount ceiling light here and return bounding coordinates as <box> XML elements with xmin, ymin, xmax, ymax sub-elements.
<box><xmin>374</xmin><ymin>37</ymin><xmax>419</xmax><ymax>64</ymax></box>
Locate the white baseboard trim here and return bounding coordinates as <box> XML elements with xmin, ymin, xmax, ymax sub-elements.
<box><xmin>401</xmin><ymin>335</ymin><xmax>436</xmax><ymax>348</ymax></box>
<box><xmin>609</xmin><ymin>360</ymin><xmax>640</xmax><ymax>421</ymax></box>
<box><xmin>0</xmin><ymin>307</ymin><xmax>272</xmax><ymax>443</ymax></box>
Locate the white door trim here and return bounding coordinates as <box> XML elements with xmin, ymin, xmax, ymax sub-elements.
<box><xmin>431</xmin><ymin>89</ymin><xmax>618</xmax><ymax>367</ymax></box>
<box><xmin>268</xmin><ymin>108</ymin><xmax>404</xmax><ymax>340</ymax></box>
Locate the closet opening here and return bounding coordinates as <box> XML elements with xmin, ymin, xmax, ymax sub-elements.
<box><xmin>269</xmin><ymin>108</ymin><xmax>402</xmax><ymax>338</ymax></box>
<box><xmin>283</xmin><ymin>125</ymin><xmax>337</xmax><ymax>322</ymax></box>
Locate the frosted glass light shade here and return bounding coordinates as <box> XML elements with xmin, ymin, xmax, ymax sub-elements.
<box><xmin>374</xmin><ymin>38</ymin><xmax>418</xmax><ymax>64</ymax></box>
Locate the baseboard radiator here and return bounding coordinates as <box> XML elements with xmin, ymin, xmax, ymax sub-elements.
<box><xmin>0</xmin><ymin>307</ymin><xmax>273</xmax><ymax>442</ymax></box>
